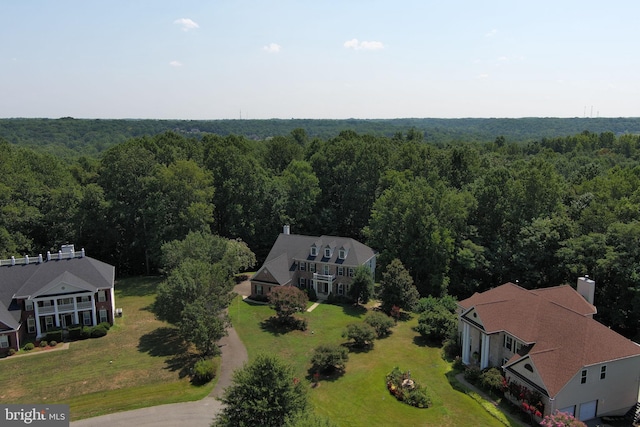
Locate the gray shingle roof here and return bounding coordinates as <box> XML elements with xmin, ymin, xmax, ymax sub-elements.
<box><xmin>252</xmin><ymin>233</ymin><xmax>375</xmax><ymax>286</ymax></box>
<box><xmin>0</xmin><ymin>256</ymin><xmax>115</xmax><ymax>330</ymax></box>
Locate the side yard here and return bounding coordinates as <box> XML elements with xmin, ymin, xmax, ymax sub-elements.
<box><xmin>0</xmin><ymin>277</ymin><xmax>215</xmax><ymax>421</ymax></box>
<box><xmin>230</xmin><ymin>296</ymin><xmax>521</xmax><ymax>427</ymax></box>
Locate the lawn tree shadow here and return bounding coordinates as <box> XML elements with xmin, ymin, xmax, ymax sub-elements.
<box><xmin>342</xmin><ymin>341</ymin><xmax>374</xmax><ymax>354</ymax></box>
<box><xmin>412</xmin><ymin>335</ymin><xmax>442</xmax><ymax>349</ymax></box>
<box><xmin>306</xmin><ymin>366</ymin><xmax>345</xmax><ymax>384</ymax></box>
<box><xmin>340</xmin><ymin>303</ymin><xmax>368</xmax><ymax>318</ymax></box>
<box><xmin>138</xmin><ymin>326</ymin><xmax>194</xmax><ymax>378</ymax></box>
<box><xmin>260</xmin><ymin>316</ymin><xmax>304</xmax><ymax>336</ymax></box>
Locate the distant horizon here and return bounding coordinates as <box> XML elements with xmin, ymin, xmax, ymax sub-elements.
<box><xmin>2</xmin><ymin>1</ymin><xmax>639</xmax><ymax>119</ymax></box>
<box><xmin>3</xmin><ymin>115</ymin><xmax>639</xmax><ymax>121</ymax></box>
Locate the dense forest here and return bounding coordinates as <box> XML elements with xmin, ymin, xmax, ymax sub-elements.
<box><xmin>1</xmin><ymin>120</ymin><xmax>639</xmax><ymax>340</ymax></box>
<box><xmin>2</xmin><ymin>117</ymin><xmax>640</xmax><ymax>158</ymax></box>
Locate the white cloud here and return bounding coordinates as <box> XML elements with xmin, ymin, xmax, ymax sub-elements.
<box><xmin>263</xmin><ymin>43</ymin><xmax>281</xmax><ymax>53</ymax></box>
<box><xmin>343</xmin><ymin>38</ymin><xmax>384</xmax><ymax>51</ymax></box>
<box><xmin>485</xmin><ymin>29</ymin><xmax>498</xmax><ymax>38</ymax></box>
<box><xmin>477</xmin><ymin>73</ymin><xmax>489</xmax><ymax>79</ymax></box>
<box><xmin>169</xmin><ymin>60</ymin><xmax>183</xmax><ymax>67</ymax></box>
<box><xmin>174</xmin><ymin>18</ymin><xmax>199</xmax><ymax>32</ymax></box>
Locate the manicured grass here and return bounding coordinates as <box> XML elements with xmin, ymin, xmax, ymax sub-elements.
<box><xmin>231</xmin><ymin>296</ymin><xmax>520</xmax><ymax>427</ymax></box>
<box><xmin>0</xmin><ymin>277</ymin><xmax>215</xmax><ymax>420</ymax></box>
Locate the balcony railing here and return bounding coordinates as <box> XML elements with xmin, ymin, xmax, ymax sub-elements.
<box><xmin>313</xmin><ymin>273</ymin><xmax>335</xmax><ymax>282</ymax></box>
<box><xmin>77</xmin><ymin>301</ymin><xmax>92</xmax><ymax>310</ymax></box>
<box><xmin>38</xmin><ymin>306</ymin><xmax>55</xmax><ymax>314</ymax></box>
<box><xmin>57</xmin><ymin>303</ymin><xmax>75</xmax><ymax>312</ymax></box>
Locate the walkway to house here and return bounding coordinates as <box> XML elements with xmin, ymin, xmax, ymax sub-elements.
<box><xmin>307</xmin><ymin>302</ymin><xmax>321</xmax><ymax>312</ymax></box>
<box><xmin>1</xmin><ymin>342</ymin><xmax>70</xmax><ymax>361</ymax></box>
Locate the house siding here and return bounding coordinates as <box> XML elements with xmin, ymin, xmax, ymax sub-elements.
<box><xmin>551</xmin><ymin>356</ymin><xmax>640</xmax><ymax>418</ymax></box>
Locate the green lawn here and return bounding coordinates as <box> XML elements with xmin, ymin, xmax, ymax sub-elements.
<box><xmin>230</xmin><ymin>296</ymin><xmax>520</xmax><ymax>427</ymax></box>
<box><xmin>0</xmin><ymin>277</ymin><xmax>215</xmax><ymax>421</ymax></box>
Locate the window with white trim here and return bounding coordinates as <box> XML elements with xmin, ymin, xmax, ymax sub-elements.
<box><xmin>580</xmin><ymin>369</ymin><xmax>587</xmax><ymax>384</ymax></box>
<box><xmin>98</xmin><ymin>291</ymin><xmax>106</xmax><ymax>302</ymax></box>
<box><xmin>45</xmin><ymin>316</ymin><xmax>54</xmax><ymax>331</ymax></box>
<box><xmin>0</xmin><ymin>335</ymin><xmax>8</xmax><ymax>348</ymax></box>
<box><xmin>515</xmin><ymin>341</ymin><xmax>523</xmax><ymax>354</ymax></box>
<box><xmin>310</xmin><ymin>246</ymin><xmax>317</xmax><ymax>256</ymax></box>
<box><xmin>338</xmin><ymin>249</ymin><xmax>346</xmax><ymax>259</ymax></box>
<box><xmin>324</xmin><ymin>248</ymin><xmax>331</xmax><ymax>258</ymax></box>
<box><xmin>348</xmin><ymin>268</ymin><xmax>354</xmax><ymax>277</ymax></box>
<box><xmin>255</xmin><ymin>285</ymin><xmax>263</xmax><ymax>296</ymax></box>
<box><xmin>310</xmin><ymin>263</ymin><xmax>316</xmax><ymax>273</ymax></box>
<box><xmin>99</xmin><ymin>309</ymin><xmax>108</xmax><ymax>324</ymax></box>
<box><xmin>504</xmin><ymin>335</ymin><xmax>513</xmax><ymax>351</ymax></box>
<box><xmin>299</xmin><ymin>278</ymin><xmax>306</xmax><ymax>287</ymax></box>
<box><xmin>338</xmin><ymin>266</ymin><xmax>344</xmax><ymax>276</ymax></box>
<box><xmin>300</xmin><ymin>262</ymin><xmax>306</xmax><ymax>271</ymax></box>
<box><xmin>83</xmin><ymin>311</ymin><xmax>92</xmax><ymax>326</ymax></box>
<box><xmin>27</xmin><ymin>317</ymin><xmax>36</xmax><ymax>334</ymax></box>
<box><xmin>338</xmin><ymin>283</ymin><xmax>344</xmax><ymax>295</ymax></box>
<box><xmin>25</xmin><ymin>300</ymin><xmax>34</xmax><ymax>311</ymax></box>
<box><xmin>600</xmin><ymin>365</ymin><xmax>606</xmax><ymax>380</ymax></box>
<box><xmin>323</xmin><ymin>265</ymin><xmax>330</xmax><ymax>275</ymax></box>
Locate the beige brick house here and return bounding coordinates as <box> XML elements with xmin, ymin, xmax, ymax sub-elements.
<box><xmin>458</xmin><ymin>278</ymin><xmax>640</xmax><ymax>422</ymax></box>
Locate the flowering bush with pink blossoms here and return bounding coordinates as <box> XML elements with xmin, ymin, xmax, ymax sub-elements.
<box><xmin>539</xmin><ymin>410</ymin><xmax>587</xmax><ymax>427</ymax></box>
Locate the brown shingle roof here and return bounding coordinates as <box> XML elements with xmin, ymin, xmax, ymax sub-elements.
<box><xmin>459</xmin><ymin>282</ymin><xmax>640</xmax><ymax>397</ymax></box>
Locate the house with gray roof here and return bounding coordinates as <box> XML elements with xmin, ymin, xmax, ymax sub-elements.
<box><xmin>458</xmin><ymin>277</ymin><xmax>640</xmax><ymax>422</ymax></box>
<box><xmin>251</xmin><ymin>226</ymin><xmax>376</xmax><ymax>300</ymax></box>
<box><xmin>0</xmin><ymin>245</ymin><xmax>115</xmax><ymax>353</ymax></box>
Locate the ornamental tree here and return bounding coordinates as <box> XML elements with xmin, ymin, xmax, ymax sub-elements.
<box><xmin>310</xmin><ymin>344</ymin><xmax>349</xmax><ymax>373</ymax></box>
<box><xmin>213</xmin><ymin>354</ymin><xmax>309</xmax><ymax>427</ymax></box>
<box><xmin>539</xmin><ymin>410</ymin><xmax>587</xmax><ymax>427</ymax></box>
<box><xmin>269</xmin><ymin>286</ymin><xmax>309</xmax><ymax>324</ymax></box>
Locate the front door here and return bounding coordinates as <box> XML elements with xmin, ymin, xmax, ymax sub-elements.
<box><xmin>59</xmin><ymin>313</ymin><xmax>73</xmax><ymax>328</ymax></box>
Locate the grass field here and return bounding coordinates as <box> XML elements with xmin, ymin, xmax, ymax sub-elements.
<box><xmin>229</xmin><ymin>296</ymin><xmax>521</xmax><ymax>427</ymax></box>
<box><xmin>0</xmin><ymin>277</ymin><xmax>215</xmax><ymax>421</ymax></box>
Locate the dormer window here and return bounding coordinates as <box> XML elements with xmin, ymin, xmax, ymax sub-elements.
<box><xmin>324</xmin><ymin>248</ymin><xmax>331</xmax><ymax>258</ymax></box>
<box><xmin>310</xmin><ymin>245</ymin><xmax>318</xmax><ymax>257</ymax></box>
<box><xmin>338</xmin><ymin>248</ymin><xmax>347</xmax><ymax>260</ymax></box>
<box><xmin>25</xmin><ymin>300</ymin><xmax>34</xmax><ymax>311</ymax></box>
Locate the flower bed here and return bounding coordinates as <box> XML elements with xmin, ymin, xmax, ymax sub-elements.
<box><xmin>385</xmin><ymin>367</ymin><xmax>432</xmax><ymax>408</ymax></box>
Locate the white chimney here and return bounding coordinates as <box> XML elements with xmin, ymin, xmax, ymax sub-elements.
<box><xmin>577</xmin><ymin>276</ymin><xmax>596</xmax><ymax>305</ymax></box>
<box><xmin>283</xmin><ymin>225</ymin><xmax>290</xmax><ymax>235</ymax></box>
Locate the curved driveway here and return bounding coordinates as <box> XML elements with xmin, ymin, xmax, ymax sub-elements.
<box><xmin>71</xmin><ymin>292</ymin><xmax>249</xmax><ymax>427</ymax></box>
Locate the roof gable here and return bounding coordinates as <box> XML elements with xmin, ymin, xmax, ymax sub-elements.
<box><xmin>461</xmin><ymin>282</ymin><xmax>640</xmax><ymax>397</ymax></box>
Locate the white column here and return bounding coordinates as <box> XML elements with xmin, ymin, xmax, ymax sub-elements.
<box><xmin>462</xmin><ymin>322</ymin><xmax>471</xmax><ymax>364</ymax></box>
<box><xmin>480</xmin><ymin>333</ymin><xmax>490</xmax><ymax>369</ymax></box>
<box><xmin>53</xmin><ymin>299</ymin><xmax>60</xmax><ymax>327</ymax></box>
<box><xmin>73</xmin><ymin>297</ymin><xmax>79</xmax><ymax>324</ymax></box>
<box><xmin>91</xmin><ymin>294</ymin><xmax>97</xmax><ymax>326</ymax></box>
<box><xmin>34</xmin><ymin>302</ymin><xmax>42</xmax><ymax>337</ymax></box>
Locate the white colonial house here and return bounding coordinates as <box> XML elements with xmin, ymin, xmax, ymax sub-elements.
<box><xmin>0</xmin><ymin>245</ymin><xmax>115</xmax><ymax>352</ymax></box>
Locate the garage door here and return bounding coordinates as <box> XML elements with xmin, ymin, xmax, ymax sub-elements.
<box><xmin>579</xmin><ymin>400</ymin><xmax>597</xmax><ymax>421</ymax></box>
<box><xmin>558</xmin><ymin>406</ymin><xmax>575</xmax><ymax>417</ymax></box>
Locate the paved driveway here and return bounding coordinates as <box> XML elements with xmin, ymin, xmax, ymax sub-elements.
<box><xmin>71</xmin><ymin>285</ymin><xmax>250</xmax><ymax>427</ymax></box>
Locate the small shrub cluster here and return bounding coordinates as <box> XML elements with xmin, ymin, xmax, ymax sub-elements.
<box><xmin>385</xmin><ymin>367</ymin><xmax>431</xmax><ymax>408</ymax></box>
<box><xmin>539</xmin><ymin>410</ymin><xmax>587</xmax><ymax>427</ymax></box>
<box><xmin>49</xmin><ymin>340</ymin><xmax>57</xmax><ymax>347</ymax></box>
<box><xmin>91</xmin><ymin>324</ymin><xmax>108</xmax><ymax>338</ymax></box>
<box><xmin>40</xmin><ymin>340</ymin><xmax>48</xmax><ymax>348</ymax></box>
<box><xmin>8</xmin><ymin>348</ymin><xmax>16</xmax><ymax>356</ymax></box>
<box><xmin>463</xmin><ymin>365</ymin><xmax>481</xmax><ymax>383</ymax></box>
<box><xmin>505</xmin><ymin>379</ymin><xmax>545</xmax><ymax>418</ymax></box>
<box><xmin>192</xmin><ymin>358</ymin><xmax>219</xmax><ymax>384</ymax></box>
<box><xmin>364</xmin><ymin>311</ymin><xmax>394</xmax><ymax>338</ymax></box>
<box><xmin>479</xmin><ymin>367</ymin><xmax>506</xmax><ymax>395</ymax></box>
<box><xmin>310</xmin><ymin>344</ymin><xmax>348</xmax><ymax>373</ymax></box>
<box><xmin>342</xmin><ymin>323</ymin><xmax>376</xmax><ymax>348</ymax></box>
<box><xmin>23</xmin><ymin>343</ymin><xmax>35</xmax><ymax>351</ymax></box>
<box><xmin>46</xmin><ymin>329</ymin><xmax>63</xmax><ymax>343</ymax></box>
<box><xmin>307</xmin><ymin>287</ymin><xmax>317</xmax><ymax>302</ymax></box>
<box><xmin>250</xmin><ymin>294</ymin><xmax>269</xmax><ymax>302</ymax></box>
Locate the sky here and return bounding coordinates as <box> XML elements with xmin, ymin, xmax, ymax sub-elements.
<box><xmin>1</xmin><ymin>1</ymin><xmax>639</xmax><ymax>120</ymax></box>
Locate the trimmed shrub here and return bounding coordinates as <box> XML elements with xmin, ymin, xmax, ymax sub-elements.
<box><xmin>80</xmin><ymin>326</ymin><xmax>92</xmax><ymax>339</ymax></box>
<box><xmin>479</xmin><ymin>367</ymin><xmax>506</xmax><ymax>394</ymax></box>
<box><xmin>307</xmin><ymin>287</ymin><xmax>317</xmax><ymax>302</ymax></box>
<box><xmin>193</xmin><ymin>358</ymin><xmax>218</xmax><ymax>384</ymax></box>
<box><xmin>8</xmin><ymin>348</ymin><xmax>16</xmax><ymax>356</ymax></box>
<box><xmin>99</xmin><ymin>321</ymin><xmax>111</xmax><ymax>330</ymax></box>
<box><xmin>49</xmin><ymin>340</ymin><xmax>57</xmax><ymax>347</ymax></box>
<box><xmin>311</xmin><ymin>344</ymin><xmax>349</xmax><ymax>373</ymax></box>
<box><xmin>46</xmin><ymin>330</ymin><xmax>63</xmax><ymax>343</ymax></box>
<box><xmin>90</xmin><ymin>324</ymin><xmax>108</xmax><ymax>338</ymax></box>
<box><xmin>40</xmin><ymin>341</ymin><xmax>48</xmax><ymax>348</ymax></box>
<box><xmin>464</xmin><ymin>365</ymin><xmax>482</xmax><ymax>384</ymax></box>
<box><xmin>364</xmin><ymin>311</ymin><xmax>395</xmax><ymax>338</ymax></box>
<box><xmin>342</xmin><ymin>322</ymin><xmax>376</xmax><ymax>348</ymax></box>
<box><xmin>23</xmin><ymin>343</ymin><xmax>35</xmax><ymax>351</ymax></box>
<box><xmin>68</xmin><ymin>326</ymin><xmax>82</xmax><ymax>339</ymax></box>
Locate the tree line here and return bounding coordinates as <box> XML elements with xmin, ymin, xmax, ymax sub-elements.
<box><xmin>0</xmin><ymin>127</ymin><xmax>639</xmax><ymax>338</ymax></box>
